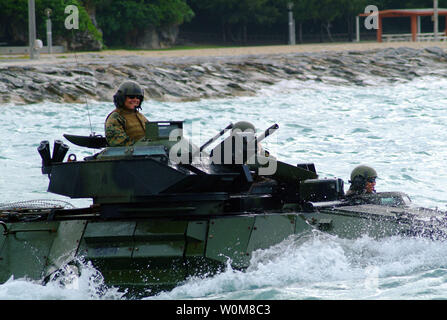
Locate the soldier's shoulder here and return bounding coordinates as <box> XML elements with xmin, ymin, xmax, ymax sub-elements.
<box><xmin>106</xmin><ymin>110</ymin><xmax>125</xmax><ymax>124</ymax></box>
<box><xmin>136</xmin><ymin>111</ymin><xmax>149</xmax><ymax>122</ymax></box>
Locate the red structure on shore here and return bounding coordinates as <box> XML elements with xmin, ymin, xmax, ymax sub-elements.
<box><xmin>357</xmin><ymin>8</ymin><xmax>447</xmax><ymax>42</ymax></box>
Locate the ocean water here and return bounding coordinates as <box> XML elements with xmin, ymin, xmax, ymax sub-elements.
<box><xmin>1</xmin><ymin>76</ymin><xmax>447</xmax><ymax>300</ymax></box>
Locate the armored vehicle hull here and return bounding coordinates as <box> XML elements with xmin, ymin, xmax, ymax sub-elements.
<box><xmin>1</xmin><ymin>122</ymin><xmax>445</xmax><ymax>296</ymax></box>
<box><xmin>2</xmin><ymin>195</ymin><xmax>445</xmax><ymax>296</ymax></box>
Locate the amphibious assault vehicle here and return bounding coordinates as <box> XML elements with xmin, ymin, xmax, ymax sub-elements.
<box><xmin>1</xmin><ymin>121</ymin><xmax>446</xmax><ymax>296</ymax></box>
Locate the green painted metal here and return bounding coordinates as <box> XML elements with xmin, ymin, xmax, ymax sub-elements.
<box><xmin>133</xmin><ymin>220</ymin><xmax>187</xmax><ymax>258</ymax></box>
<box><xmin>1</xmin><ymin>121</ymin><xmax>440</xmax><ymax>296</ymax></box>
<box><xmin>205</xmin><ymin>216</ymin><xmax>255</xmax><ymax>268</ymax></box>
<box><xmin>294</xmin><ymin>215</ymin><xmax>313</xmax><ymax>234</ymax></box>
<box><xmin>79</xmin><ymin>221</ymin><xmax>136</xmax><ymax>259</ymax></box>
<box><xmin>0</xmin><ymin>220</ymin><xmax>85</xmax><ymax>283</ymax></box>
<box><xmin>45</xmin><ymin>220</ymin><xmax>86</xmax><ymax>277</ymax></box>
<box><xmin>314</xmin><ymin>206</ymin><xmax>410</xmax><ymax>239</ymax></box>
<box><xmin>246</xmin><ymin>215</ymin><xmax>295</xmax><ymax>253</ymax></box>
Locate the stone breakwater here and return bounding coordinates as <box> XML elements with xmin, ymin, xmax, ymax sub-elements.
<box><xmin>1</xmin><ymin>46</ymin><xmax>447</xmax><ymax>105</ymax></box>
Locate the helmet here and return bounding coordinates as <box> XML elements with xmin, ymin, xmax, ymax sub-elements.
<box><xmin>232</xmin><ymin>121</ymin><xmax>255</xmax><ymax>134</ymax></box>
<box><xmin>349</xmin><ymin>165</ymin><xmax>377</xmax><ymax>193</ymax></box>
<box><xmin>350</xmin><ymin>165</ymin><xmax>377</xmax><ymax>182</ymax></box>
<box><xmin>113</xmin><ymin>81</ymin><xmax>144</xmax><ymax>109</ymax></box>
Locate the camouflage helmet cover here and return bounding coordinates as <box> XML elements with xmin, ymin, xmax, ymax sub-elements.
<box><xmin>113</xmin><ymin>81</ymin><xmax>144</xmax><ymax>109</ymax></box>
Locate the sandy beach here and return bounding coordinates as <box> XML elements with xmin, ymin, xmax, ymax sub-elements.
<box><xmin>95</xmin><ymin>41</ymin><xmax>447</xmax><ymax>58</ymax></box>
<box><xmin>2</xmin><ymin>40</ymin><xmax>447</xmax><ymax>65</ymax></box>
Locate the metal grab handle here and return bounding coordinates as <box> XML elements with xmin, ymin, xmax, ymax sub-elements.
<box><xmin>199</xmin><ymin>123</ymin><xmax>234</xmax><ymax>152</ymax></box>
<box><xmin>253</xmin><ymin>123</ymin><xmax>279</xmax><ymax>145</ymax></box>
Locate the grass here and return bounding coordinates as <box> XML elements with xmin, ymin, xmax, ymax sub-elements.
<box><xmin>38</xmin><ymin>44</ymin><xmax>239</xmax><ymax>58</ymax></box>
<box><xmin>0</xmin><ymin>55</ymin><xmax>29</xmax><ymax>60</ymax></box>
<box><xmin>43</xmin><ymin>44</ymin><xmax>248</xmax><ymax>58</ymax></box>
<box><xmin>104</xmin><ymin>44</ymin><xmax>242</xmax><ymax>51</ymax></box>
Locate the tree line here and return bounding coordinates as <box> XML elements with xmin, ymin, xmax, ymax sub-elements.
<box><xmin>187</xmin><ymin>0</ymin><xmax>447</xmax><ymax>43</ymax></box>
<box><xmin>1</xmin><ymin>0</ymin><xmax>446</xmax><ymax>49</ymax></box>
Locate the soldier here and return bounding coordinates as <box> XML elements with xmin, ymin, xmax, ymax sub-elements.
<box><xmin>346</xmin><ymin>165</ymin><xmax>378</xmax><ymax>196</ymax></box>
<box><xmin>105</xmin><ymin>81</ymin><xmax>149</xmax><ymax>147</ymax></box>
<box><xmin>231</xmin><ymin>121</ymin><xmax>270</xmax><ymax>157</ymax></box>
<box><xmin>230</xmin><ymin>121</ymin><xmax>278</xmax><ymax>178</ymax></box>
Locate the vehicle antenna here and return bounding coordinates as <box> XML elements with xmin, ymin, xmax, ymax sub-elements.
<box><xmin>70</xmin><ymin>28</ymin><xmax>94</xmax><ymax>136</ymax></box>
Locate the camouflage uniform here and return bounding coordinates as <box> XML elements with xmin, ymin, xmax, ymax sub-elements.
<box><xmin>105</xmin><ymin>108</ymin><xmax>148</xmax><ymax>147</ymax></box>
<box><xmin>106</xmin><ymin>80</ymin><xmax>148</xmax><ymax>146</ymax></box>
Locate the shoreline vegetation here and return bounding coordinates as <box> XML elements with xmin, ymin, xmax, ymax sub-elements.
<box><xmin>1</xmin><ymin>41</ymin><xmax>447</xmax><ymax>105</ymax></box>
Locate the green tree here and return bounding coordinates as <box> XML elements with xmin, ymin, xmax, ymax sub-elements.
<box><xmin>288</xmin><ymin>0</ymin><xmax>320</xmax><ymax>43</ymax></box>
<box><xmin>313</xmin><ymin>0</ymin><xmax>345</xmax><ymax>42</ymax></box>
<box><xmin>377</xmin><ymin>0</ymin><xmax>447</xmax><ymax>9</ymax></box>
<box><xmin>190</xmin><ymin>0</ymin><xmax>279</xmax><ymax>43</ymax></box>
<box><xmin>188</xmin><ymin>0</ymin><xmax>235</xmax><ymax>42</ymax></box>
<box><xmin>229</xmin><ymin>0</ymin><xmax>279</xmax><ymax>43</ymax></box>
<box><xmin>95</xmin><ymin>0</ymin><xmax>193</xmax><ymax>47</ymax></box>
<box><xmin>340</xmin><ymin>0</ymin><xmax>368</xmax><ymax>41</ymax></box>
<box><xmin>37</xmin><ymin>0</ymin><xmax>102</xmax><ymax>49</ymax></box>
<box><xmin>0</xmin><ymin>0</ymin><xmax>102</xmax><ymax>48</ymax></box>
<box><xmin>0</xmin><ymin>0</ymin><xmax>28</xmax><ymax>44</ymax></box>
<box><xmin>274</xmin><ymin>0</ymin><xmax>345</xmax><ymax>43</ymax></box>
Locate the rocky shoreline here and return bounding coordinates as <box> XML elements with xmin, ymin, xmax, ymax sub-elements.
<box><xmin>1</xmin><ymin>46</ymin><xmax>447</xmax><ymax>105</ymax></box>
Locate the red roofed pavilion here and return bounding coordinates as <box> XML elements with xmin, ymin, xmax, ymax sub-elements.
<box><xmin>357</xmin><ymin>8</ymin><xmax>447</xmax><ymax>42</ymax></box>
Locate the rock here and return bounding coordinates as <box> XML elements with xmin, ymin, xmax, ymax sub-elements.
<box><xmin>25</xmin><ymin>82</ymin><xmax>40</xmax><ymax>91</ymax></box>
<box><xmin>98</xmin><ymin>80</ymin><xmax>114</xmax><ymax>89</ymax></box>
<box><xmin>72</xmin><ymin>68</ymin><xmax>95</xmax><ymax>77</ymax></box>
<box><xmin>45</xmin><ymin>83</ymin><xmax>65</xmax><ymax>97</ymax></box>
<box><xmin>63</xmin><ymin>87</ymin><xmax>86</xmax><ymax>102</ymax></box>
<box><xmin>74</xmin><ymin>83</ymin><xmax>96</xmax><ymax>96</ymax></box>
<box><xmin>0</xmin><ymin>74</ymin><xmax>24</xmax><ymax>88</ymax></box>
<box><xmin>2</xmin><ymin>46</ymin><xmax>447</xmax><ymax>105</ymax></box>
<box><xmin>145</xmin><ymin>86</ymin><xmax>164</xmax><ymax>99</ymax></box>
<box><xmin>189</xmin><ymin>65</ymin><xmax>206</xmax><ymax>73</ymax></box>
<box><xmin>138</xmin><ymin>25</ymin><xmax>179</xmax><ymax>49</ymax></box>
<box><xmin>227</xmin><ymin>82</ymin><xmax>244</xmax><ymax>90</ymax></box>
<box><xmin>30</xmin><ymin>74</ymin><xmax>48</xmax><ymax>84</ymax></box>
<box><xmin>424</xmin><ymin>46</ymin><xmax>445</xmax><ymax>57</ymax></box>
<box><xmin>63</xmin><ymin>30</ymin><xmax>102</xmax><ymax>51</ymax></box>
<box><xmin>0</xmin><ymin>82</ymin><xmax>8</xmax><ymax>93</ymax></box>
<box><xmin>283</xmin><ymin>66</ymin><xmax>303</xmax><ymax>75</ymax></box>
<box><xmin>23</xmin><ymin>92</ymin><xmax>44</xmax><ymax>104</ymax></box>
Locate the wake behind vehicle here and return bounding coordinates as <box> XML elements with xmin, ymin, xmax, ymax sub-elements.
<box><xmin>1</xmin><ymin>121</ymin><xmax>446</xmax><ymax>296</ymax></box>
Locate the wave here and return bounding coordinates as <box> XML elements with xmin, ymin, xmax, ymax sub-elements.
<box><xmin>149</xmin><ymin>232</ymin><xmax>447</xmax><ymax>300</ymax></box>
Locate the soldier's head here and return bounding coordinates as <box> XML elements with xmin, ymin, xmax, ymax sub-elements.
<box><xmin>230</xmin><ymin>121</ymin><xmax>260</xmax><ymax>159</ymax></box>
<box><xmin>231</xmin><ymin>121</ymin><xmax>256</xmax><ymax>135</ymax></box>
<box><xmin>113</xmin><ymin>81</ymin><xmax>144</xmax><ymax>111</ymax></box>
<box><xmin>349</xmin><ymin>165</ymin><xmax>377</xmax><ymax>194</ymax></box>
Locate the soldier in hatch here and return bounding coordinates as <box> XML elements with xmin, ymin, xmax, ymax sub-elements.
<box><xmin>345</xmin><ymin>165</ymin><xmax>377</xmax><ymax>196</ymax></box>
<box><xmin>231</xmin><ymin>121</ymin><xmax>271</xmax><ymax>158</ymax></box>
<box><xmin>230</xmin><ymin>121</ymin><xmax>277</xmax><ymax>179</ymax></box>
<box><xmin>105</xmin><ymin>81</ymin><xmax>149</xmax><ymax>147</ymax></box>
